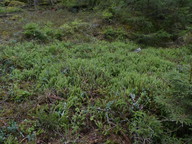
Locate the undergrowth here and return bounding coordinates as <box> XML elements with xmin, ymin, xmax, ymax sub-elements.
<box><xmin>0</xmin><ymin>6</ymin><xmax>22</xmax><ymax>14</ymax></box>
<box><xmin>0</xmin><ymin>3</ymin><xmax>191</xmax><ymax>143</ymax></box>
<box><xmin>0</xmin><ymin>40</ymin><xmax>191</xmax><ymax>143</ymax></box>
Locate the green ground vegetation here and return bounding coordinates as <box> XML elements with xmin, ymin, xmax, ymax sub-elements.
<box><xmin>0</xmin><ymin>0</ymin><xmax>192</xmax><ymax>143</ymax></box>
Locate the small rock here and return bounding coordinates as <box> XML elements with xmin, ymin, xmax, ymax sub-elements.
<box><xmin>134</xmin><ymin>48</ymin><xmax>142</xmax><ymax>53</ymax></box>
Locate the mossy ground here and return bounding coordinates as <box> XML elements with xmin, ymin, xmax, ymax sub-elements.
<box><xmin>0</xmin><ymin>8</ymin><xmax>192</xmax><ymax>144</ymax></box>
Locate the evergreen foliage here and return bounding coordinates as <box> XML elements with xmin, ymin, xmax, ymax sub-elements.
<box><xmin>61</xmin><ymin>0</ymin><xmax>192</xmax><ymax>45</ymax></box>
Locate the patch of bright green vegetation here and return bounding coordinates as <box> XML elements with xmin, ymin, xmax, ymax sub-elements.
<box><xmin>0</xmin><ymin>6</ymin><xmax>22</xmax><ymax>14</ymax></box>
<box><xmin>0</xmin><ymin>40</ymin><xmax>191</xmax><ymax>143</ymax></box>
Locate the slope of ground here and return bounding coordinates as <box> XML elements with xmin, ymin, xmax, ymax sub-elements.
<box><xmin>0</xmin><ymin>9</ymin><xmax>192</xmax><ymax>144</ymax></box>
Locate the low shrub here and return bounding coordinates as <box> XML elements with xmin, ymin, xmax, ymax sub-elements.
<box><xmin>23</xmin><ymin>23</ymin><xmax>48</xmax><ymax>41</ymax></box>
<box><xmin>102</xmin><ymin>10</ymin><xmax>113</xmax><ymax>21</ymax></box>
<box><xmin>103</xmin><ymin>26</ymin><xmax>127</xmax><ymax>41</ymax></box>
<box><xmin>0</xmin><ymin>6</ymin><xmax>22</xmax><ymax>14</ymax></box>
<box><xmin>133</xmin><ymin>30</ymin><xmax>172</xmax><ymax>46</ymax></box>
<box><xmin>23</xmin><ymin>20</ymin><xmax>90</xmax><ymax>42</ymax></box>
<box><xmin>8</xmin><ymin>1</ymin><xmax>26</xmax><ymax>7</ymax></box>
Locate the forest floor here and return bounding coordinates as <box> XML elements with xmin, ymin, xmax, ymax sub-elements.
<box><xmin>0</xmin><ymin>9</ymin><xmax>101</xmax><ymax>43</ymax></box>
<box><xmin>0</xmin><ymin>8</ymin><xmax>191</xmax><ymax>144</ymax></box>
